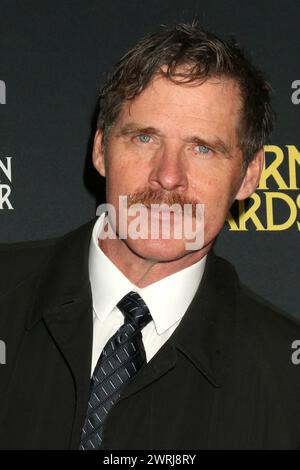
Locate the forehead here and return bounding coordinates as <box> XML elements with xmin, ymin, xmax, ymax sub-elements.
<box><xmin>115</xmin><ymin>74</ymin><xmax>242</xmax><ymax>140</ymax></box>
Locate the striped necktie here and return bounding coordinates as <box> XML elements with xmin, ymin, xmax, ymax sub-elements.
<box><xmin>79</xmin><ymin>290</ymin><xmax>152</xmax><ymax>450</ymax></box>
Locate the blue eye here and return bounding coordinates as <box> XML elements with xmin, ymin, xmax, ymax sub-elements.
<box><xmin>137</xmin><ymin>134</ymin><xmax>151</xmax><ymax>143</ymax></box>
<box><xmin>195</xmin><ymin>145</ymin><xmax>210</xmax><ymax>154</ymax></box>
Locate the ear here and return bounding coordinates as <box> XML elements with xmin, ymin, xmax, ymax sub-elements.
<box><xmin>92</xmin><ymin>128</ymin><xmax>106</xmax><ymax>177</ymax></box>
<box><xmin>235</xmin><ymin>148</ymin><xmax>264</xmax><ymax>200</ymax></box>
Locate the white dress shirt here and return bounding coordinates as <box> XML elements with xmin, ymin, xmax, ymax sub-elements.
<box><xmin>89</xmin><ymin>213</ymin><xmax>207</xmax><ymax>376</ymax></box>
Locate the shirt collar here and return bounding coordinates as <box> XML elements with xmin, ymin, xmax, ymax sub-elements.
<box><xmin>140</xmin><ymin>257</ymin><xmax>206</xmax><ymax>334</ymax></box>
<box><xmin>89</xmin><ymin>213</ymin><xmax>207</xmax><ymax>335</ymax></box>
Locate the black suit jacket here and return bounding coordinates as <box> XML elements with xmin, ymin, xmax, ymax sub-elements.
<box><xmin>1</xmin><ymin>217</ymin><xmax>300</xmax><ymax>449</ymax></box>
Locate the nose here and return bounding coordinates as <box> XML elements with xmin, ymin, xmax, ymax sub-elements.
<box><xmin>148</xmin><ymin>144</ymin><xmax>188</xmax><ymax>192</ymax></box>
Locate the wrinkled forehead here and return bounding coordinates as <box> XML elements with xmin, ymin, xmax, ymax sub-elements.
<box><xmin>117</xmin><ymin>73</ymin><xmax>243</xmax><ymax>135</ymax></box>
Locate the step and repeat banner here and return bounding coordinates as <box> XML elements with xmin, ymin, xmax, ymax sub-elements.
<box><xmin>0</xmin><ymin>0</ymin><xmax>299</xmax><ymax>316</ymax></box>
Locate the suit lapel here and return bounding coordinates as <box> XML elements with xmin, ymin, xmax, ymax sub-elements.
<box><xmin>27</xmin><ymin>217</ymin><xmax>97</xmax><ymax>447</ymax></box>
<box><xmin>170</xmin><ymin>249</ymin><xmax>238</xmax><ymax>386</ymax></box>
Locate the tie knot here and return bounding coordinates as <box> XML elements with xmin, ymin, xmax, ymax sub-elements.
<box><xmin>117</xmin><ymin>291</ymin><xmax>152</xmax><ymax>329</ymax></box>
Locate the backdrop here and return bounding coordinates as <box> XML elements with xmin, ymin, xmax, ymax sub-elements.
<box><xmin>0</xmin><ymin>0</ymin><xmax>299</xmax><ymax>317</ymax></box>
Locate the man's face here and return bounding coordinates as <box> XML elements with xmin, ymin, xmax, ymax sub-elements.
<box><xmin>93</xmin><ymin>73</ymin><xmax>263</xmax><ymax>262</ymax></box>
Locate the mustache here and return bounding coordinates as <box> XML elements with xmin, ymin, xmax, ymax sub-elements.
<box><xmin>126</xmin><ymin>188</ymin><xmax>201</xmax><ymax>217</ymax></box>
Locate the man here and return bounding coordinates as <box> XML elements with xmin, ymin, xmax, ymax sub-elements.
<box><xmin>1</xmin><ymin>22</ymin><xmax>300</xmax><ymax>450</ymax></box>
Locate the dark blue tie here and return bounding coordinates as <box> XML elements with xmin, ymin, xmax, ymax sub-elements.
<box><xmin>79</xmin><ymin>291</ymin><xmax>152</xmax><ymax>450</ymax></box>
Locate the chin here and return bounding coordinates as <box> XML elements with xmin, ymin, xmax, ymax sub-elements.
<box><xmin>124</xmin><ymin>238</ymin><xmax>191</xmax><ymax>263</ymax></box>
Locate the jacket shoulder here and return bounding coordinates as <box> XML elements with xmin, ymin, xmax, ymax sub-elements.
<box><xmin>0</xmin><ymin>217</ymin><xmax>97</xmax><ymax>296</ymax></box>
<box><xmin>0</xmin><ymin>237</ymin><xmax>59</xmax><ymax>295</ymax></box>
<box><xmin>233</xmin><ymin>273</ymin><xmax>300</xmax><ymax>388</ymax></box>
<box><xmin>237</xmin><ymin>279</ymin><xmax>300</xmax><ymax>334</ymax></box>
<box><xmin>214</xmin><ymin>252</ymin><xmax>300</xmax><ymax>366</ymax></box>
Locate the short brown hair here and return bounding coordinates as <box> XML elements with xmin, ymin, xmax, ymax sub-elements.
<box><xmin>97</xmin><ymin>22</ymin><xmax>275</xmax><ymax>170</ymax></box>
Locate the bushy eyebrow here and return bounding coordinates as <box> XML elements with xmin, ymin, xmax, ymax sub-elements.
<box><xmin>117</xmin><ymin>123</ymin><xmax>164</xmax><ymax>137</ymax></box>
<box><xmin>117</xmin><ymin>122</ymin><xmax>231</xmax><ymax>155</ymax></box>
<box><xmin>184</xmin><ymin>136</ymin><xmax>230</xmax><ymax>155</ymax></box>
